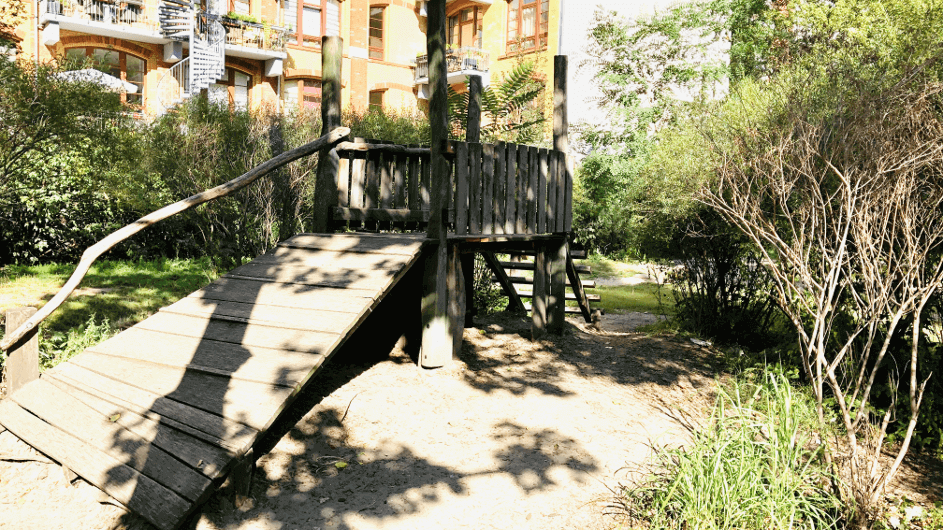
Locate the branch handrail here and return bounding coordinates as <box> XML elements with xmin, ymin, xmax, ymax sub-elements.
<box><xmin>0</xmin><ymin>126</ymin><xmax>351</xmax><ymax>352</ymax></box>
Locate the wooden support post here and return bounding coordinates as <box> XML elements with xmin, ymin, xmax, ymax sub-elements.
<box><xmin>311</xmin><ymin>35</ymin><xmax>343</xmax><ymax>233</ymax></box>
<box><xmin>548</xmin><ymin>237</ymin><xmax>567</xmax><ymax>334</ymax></box>
<box><xmin>532</xmin><ymin>244</ymin><xmax>549</xmax><ymax>338</ymax></box>
<box><xmin>231</xmin><ymin>451</ymin><xmax>255</xmax><ymax>510</ymax></box>
<box><xmin>4</xmin><ymin>307</ymin><xmax>39</xmax><ymax>396</ymax></box>
<box><xmin>462</xmin><ymin>76</ymin><xmax>483</xmax><ymax>327</ymax></box>
<box><xmin>552</xmin><ymin>55</ymin><xmax>569</xmax><ymax>235</ymax></box>
<box><xmin>421</xmin><ymin>0</ymin><xmax>463</xmax><ymax>367</ymax></box>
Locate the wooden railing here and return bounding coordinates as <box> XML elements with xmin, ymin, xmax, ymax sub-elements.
<box><xmin>331</xmin><ymin>139</ymin><xmax>571</xmax><ymax>236</ymax></box>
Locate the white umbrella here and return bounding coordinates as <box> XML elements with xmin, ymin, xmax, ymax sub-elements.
<box><xmin>55</xmin><ymin>68</ymin><xmax>138</xmax><ymax>93</ymax></box>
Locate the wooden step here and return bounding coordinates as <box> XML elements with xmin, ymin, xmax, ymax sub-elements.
<box><xmin>498</xmin><ymin>260</ymin><xmax>590</xmax><ymax>274</ymax></box>
<box><xmin>492</xmin><ymin>275</ymin><xmax>596</xmax><ymax>289</ymax></box>
<box><xmin>515</xmin><ymin>290</ymin><xmax>601</xmax><ymax>302</ymax></box>
<box><xmin>522</xmin><ymin>302</ymin><xmax>583</xmax><ymax>315</ymax></box>
<box><xmin>505</xmin><ymin>249</ymin><xmax>587</xmax><ymax>259</ymax></box>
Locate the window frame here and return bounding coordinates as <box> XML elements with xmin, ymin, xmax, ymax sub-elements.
<box><xmin>293</xmin><ymin>0</ymin><xmax>339</xmax><ymax>49</ymax></box>
<box><xmin>64</xmin><ymin>46</ymin><xmax>146</xmax><ymax>107</ymax></box>
<box><xmin>209</xmin><ymin>66</ymin><xmax>253</xmax><ymax>110</ymax></box>
<box><xmin>368</xmin><ymin>89</ymin><xmax>384</xmax><ymax>111</ymax></box>
<box><xmin>448</xmin><ymin>6</ymin><xmax>482</xmax><ymax>48</ymax></box>
<box><xmin>283</xmin><ymin>77</ymin><xmax>322</xmax><ymax>111</ymax></box>
<box><xmin>368</xmin><ymin>6</ymin><xmax>384</xmax><ymax>60</ymax></box>
<box><xmin>506</xmin><ymin>0</ymin><xmax>549</xmax><ymax>54</ymax></box>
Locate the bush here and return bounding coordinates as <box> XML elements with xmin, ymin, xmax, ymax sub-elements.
<box><xmin>615</xmin><ymin>368</ymin><xmax>842</xmax><ymax>529</ymax></box>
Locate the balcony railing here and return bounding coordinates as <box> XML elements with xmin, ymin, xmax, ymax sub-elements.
<box><xmin>38</xmin><ymin>0</ymin><xmax>157</xmax><ymax>31</ymax></box>
<box><xmin>415</xmin><ymin>46</ymin><xmax>490</xmax><ymax>83</ymax></box>
<box><xmin>220</xmin><ymin>17</ymin><xmax>288</xmax><ymax>52</ymax></box>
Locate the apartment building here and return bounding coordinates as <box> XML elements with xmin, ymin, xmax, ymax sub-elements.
<box><xmin>10</xmin><ymin>0</ymin><xmax>563</xmax><ymax>116</ymax></box>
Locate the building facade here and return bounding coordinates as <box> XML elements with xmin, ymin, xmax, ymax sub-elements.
<box><xmin>10</xmin><ymin>0</ymin><xmax>563</xmax><ymax>116</ymax></box>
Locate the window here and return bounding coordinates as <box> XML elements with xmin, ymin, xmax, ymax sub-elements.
<box><xmin>507</xmin><ymin>0</ymin><xmax>549</xmax><ymax>53</ymax></box>
<box><xmin>369</xmin><ymin>90</ymin><xmax>383</xmax><ymax>111</ymax></box>
<box><xmin>283</xmin><ymin>78</ymin><xmax>321</xmax><ymax>111</ymax></box>
<box><xmin>229</xmin><ymin>0</ymin><xmax>249</xmax><ymax>15</ymax></box>
<box><xmin>285</xmin><ymin>0</ymin><xmax>339</xmax><ymax>48</ymax></box>
<box><xmin>209</xmin><ymin>67</ymin><xmax>253</xmax><ymax>110</ymax></box>
<box><xmin>65</xmin><ymin>47</ymin><xmax>145</xmax><ymax>106</ymax></box>
<box><xmin>369</xmin><ymin>7</ymin><xmax>383</xmax><ymax>60</ymax></box>
<box><xmin>448</xmin><ymin>7</ymin><xmax>482</xmax><ymax>48</ymax></box>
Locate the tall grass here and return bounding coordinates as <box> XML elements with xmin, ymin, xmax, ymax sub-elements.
<box><xmin>616</xmin><ymin>369</ymin><xmax>843</xmax><ymax>529</ymax></box>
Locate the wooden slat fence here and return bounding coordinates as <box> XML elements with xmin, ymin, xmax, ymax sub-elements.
<box><xmin>333</xmin><ymin>139</ymin><xmax>571</xmax><ymax>236</ymax></box>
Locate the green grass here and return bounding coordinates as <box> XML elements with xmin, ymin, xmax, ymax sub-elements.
<box><xmin>616</xmin><ymin>368</ymin><xmax>842</xmax><ymax>529</ymax></box>
<box><xmin>587</xmin><ymin>283</ymin><xmax>674</xmax><ymax>316</ymax></box>
<box><xmin>1</xmin><ymin>258</ymin><xmax>222</xmax><ymax>370</ymax></box>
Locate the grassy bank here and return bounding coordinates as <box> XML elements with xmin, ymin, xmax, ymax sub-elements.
<box><xmin>0</xmin><ymin>258</ymin><xmax>222</xmax><ymax>370</ymax></box>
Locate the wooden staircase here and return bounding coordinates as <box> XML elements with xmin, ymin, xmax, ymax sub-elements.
<box><xmin>487</xmin><ymin>248</ymin><xmax>599</xmax><ymax>321</ymax></box>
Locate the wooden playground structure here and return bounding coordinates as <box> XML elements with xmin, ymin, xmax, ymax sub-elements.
<box><xmin>0</xmin><ymin>2</ymin><xmax>590</xmax><ymax>527</ymax></box>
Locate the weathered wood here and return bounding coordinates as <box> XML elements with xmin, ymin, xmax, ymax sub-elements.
<box><xmin>505</xmin><ymin>142</ymin><xmax>518</xmax><ymax>234</ymax></box>
<box><xmin>226</xmin><ymin>261</ymin><xmax>402</xmax><ymax>291</ymax></box>
<box><xmin>513</xmin><ymin>290</ymin><xmax>601</xmax><ymax>302</ymax></box>
<box><xmin>493</xmin><ymin>274</ymin><xmax>596</xmax><ymax>288</ymax></box>
<box><xmin>537</xmin><ymin>148</ymin><xmax>548</xmax><ymax>233</ymax></box>
<box><xmin>515</xmin><ymin>146</ymin><xmax>526</xmax><ymax>234</ymax></box>
<box><xmin>426</xmin><ymin>0</ymin><xmax>449</xmax><ymax>241</ymax></box>
<box><xmin>231</xmin><ymin>451</ymin><xmax>255</xmax><ymax>509</ymax></box>
<box><xmin>0</xmin><ymin>399</ymin><xmax>191</xmax><ymax>530</ymax></box>
<box><xmin>546</xmin><ymin>148</ymin><xmax>558</xmax><ymax>233</ymax></box>
<box><xmin>498</xmin><ymin>260</ymin><xmax>590</xmax><ymax>274</ymax></box>
<box><xmin>332</xmin><ymin>207</ymin><xmax>456</xmax><ymax>224</ymax></box>
<box><xmin>336</xmin><ymin>142</ymin><xmax>430</xmax><ymax>155</ymax></box>
<box><xmin>87</xmin><ymin>326</ymin><xmax>325</xmax><ymax>386</ymax></box>
<box><xmin>480</xmin><ymin>251</ymin><xmax>526</xmax><ymax>314</ymax></box>
<box><xmin>337</xmin><ymin>149</ymin><xmax>350</xmax><ymax>208</ymax></box>
<box><xmin>0</xmin><ymin>128</ymin><xmax>350</xmax><ymax>353</ymax></box>
<box><xmin>278</xmin><ymin>233</ymin><xmax>425</xmax><ymax>256</ymax></box>
<box><xmin>481</xmin><ymin>143</ymin><xmax>495</xmax><ymax>234</ymax></box>
<box><xmin>564</xmin><ymin>153</ymin><xmax>573</xmax><ymax>233</ymax></box>
<box><xmin>407</xmin><ymin>145</ymin><xmax>421</xmax><ymax>213</ymax></box>
<box><xmin>468</xmin><ymin>143</ymin><xmax>482</xmax><ymax>234</ymax></box>
<box><xmin>494</xmin><ymin>142</ymin><xmax>507</xmax><ymax>234</ymax></box>
<box><xmin>379</xmin><ymin>146</ymin><xmax>393</xmax><ymax>210</ymax></box>
<box><xmin>350</xmin><ymin>138</ymin><xmax>367</xmax><ymax>209</ymax></box>
<box><xmin>134</xmin><ymin>312</ymin><xmax>341</xmax><ymax>355</ymax></box>
<box><xmin>191</xmin><ymin>278</ymin><xmax>369</xmax><ymax>313</ymax></box>
<box><xmin>454</xmin><ymin>141</ymin><xmax>469</xmax><ymax>235</ymax></box>
<box><xmin>47</xmin><ymin>363</ymin><xmax>257</xmax><ymax>453</ymax></box>
<box><xmin>566</xmin><ymin>251</ymin><xmax>593</xmax><ymax>322</ymax></box>
<box><xmin>548</xmin><ymin>238</ymin><xmax>567</xmax><ymax>334</ymax></box>
<box><xmin>532</xmin><ymin>243</ymin><xmax>549</xmax><ymax>337</ymax></box>
<box><xmin>394</xmin><ymin>153</ymin><xmax>407</xmax><ymax>210</ymax></box>
<box><xmin>4</xmin><ymin>307</ymin><xmax>38</xmax><ymax>395</ymax></box>
<box><xmin>420</xmin><ymin>243</ymin><xmax>465</xmax><ymax>368</ymax></box>
<box><xmin>251</xmin><ymin>246</ymin><xmax>414</xmax><ymax>270</ymax></box>
<box><xmin>555</xmin><ymin>151</ymin><xmax>567</xmax><ymax>233</ymax></box>
<box><xmin>467</xmin><ymin>75</ymin><xmax>482</xmax><ymax>144</ymax></box>
<box><xmin>420</xmin><ymin>151</ymin><xmax>431</xmax><ymax>209</ymax></box>
<box><xmin>44</xmin><ymin>376</ymin><xmax>234</xmax><ymax>479</ymax></box>
<box><xmin>527</xmin><ymin>146</ymin><xmax>538</xmax><ymax>234</ymax></box>
<box><xmin>67</xmin><ymin>352</ymin><xmax>292</xmax><ymax>432</ymax></box>
<box><xmin>311</xmin><ymin>35</ymin><xmax>344</xmax><ymax>234</ymax></box>
<box><xmin>365</xmin><ymin>140</ymin><xmax>380</xmax><ymax>210</ymax></box>
<box><xmin>12</xmin><ymin>379</ymin><xmax>213</xmax><ymax>502</ymax></box>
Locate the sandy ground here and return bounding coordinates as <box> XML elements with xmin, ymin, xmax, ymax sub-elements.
<box><xmin>0</xmin><ymin>311</ymin><xmax>721</xmax><ymax>530</ymax></box>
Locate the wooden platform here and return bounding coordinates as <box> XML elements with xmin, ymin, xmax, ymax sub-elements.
<box><xmin>0</xmin><ymin>233</ymin><xmax>426</xmax><ymax>530</ymax></box>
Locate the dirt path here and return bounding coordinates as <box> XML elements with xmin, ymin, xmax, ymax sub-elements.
<box><xmin>0</xmin><ymin>313</ymin><xmax>719</xmax><ymax>530</ymax></box>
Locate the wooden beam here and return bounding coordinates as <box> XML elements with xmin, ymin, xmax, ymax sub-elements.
<box><xmin>481</xmin><ymin>251</ymin><xmax>526</xmax><ymax>314</ymax></box>
<box><xmin>4</xmin><ymin>307</ymin><xmax>38</xmax><ymax>395</ymax></box>
<box><xmin>553</xmin><ymin>55</ymin><xmax>570</xmax><ymax>234</ymax></box>
<box><xmin>311</xmin><ymin>35</ymin><xmax>344</xmax><ymax>234</ymax></box>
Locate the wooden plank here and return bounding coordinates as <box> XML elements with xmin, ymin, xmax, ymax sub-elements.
<box><xmin>394</xmin><ymin>152</ymin><xmax>407</xmax><ymax>209</ymax></box>
<box><xmin>350</xmin><ymin>138</ymin><xmax>367</xmax><ymax>208</ymax></box>
<box><xmin>278</xmin><ymin>233</ymin><xmax>425</xmax><ymax>256</ymax></box>
<box><xmin>336</xmin><ymin>142</ymin><xmax>431</xmax><ymax>155</ymax></box>
<box><xmin>467</xmin><ymin>143</ymin><xmax>482</xmax><ymax>235</ymax></box>
<box><xmin>481</xmin><ymin>143</ymin><xmax>495</xmax><ymax>234</ymax></box>
<box><xmin>566</xmin><ymin>249</ymin><xmax>592</xmax><ymax>322</ymax></box>
<box><xmin>537</xmin><ymin>148</ymin><xmax>548</xmax><ymax>234</ymax></box>
<box><xmin>379</xmin><ymin>148</ymin><xmax>393</xmax><ymax>209</ymax></box>
<box><xmin>564</xmin><ymin>153</ymin><xmax>573</xmax><ymax>232</ymax></box>
<box><xmin>87</xmin><ymin>326</ymin><xmax>326</xmax><ymax>386</ymax></box>
<box><xmin>0</xmin><ymin>399</ymin><xmax>191</xmax><ymax>530</ymax></box>
<box><xmin>46</xmin><ymin>363</ymin><xmax>257</xmax><ymax>453</ymax></box>
<box><xmin>523</xmin><ymin>302</ymin><xmax>584</xmax><ymax>315</ymax></box>
<box><xmin>495</xmin><ymin>274</ymin><xmax>596</xmax><ymax>288</ymax></box>
<box><xmin>68</xmin><ymin>352</ymin><xmax>293</xmax><ymax>432</ymax></box>
<box><xmin>134</xmin><ymin>312</ymin><xmax>342</xmax><ymax>355</ymax></box>
<box><xmin>165</xmin><ymin>297</ymin><xmax>359</xmax><ymax>333</ymax></box>
<box><xmin>5</xmin><ymin>307</ymin><xmax>38</xmax><ymax>395</ymax></box>
<box><xmin>480</xmin><ymin>251</ymin><xmax>526</xmax><ymax>313</ymax></box>
<box><xmin>494</xmin><ymin>142</ymin><xmax>506</xmax><ymax>234</ymax></box>
<box><xmin>226</xmin><ymin>261</ymin><xmax>403</xmax><ymax>290</ymax></box>
<box><xmin>251</xmin><ymin>246</ymin><xmax>414</xmax><ymax>270</ymax></box>
<box><xmin>44</xmin><ymin>376</ymin><xmax>234</xmax><ymax>480</ymax></box>
<box><xmin>498</xmin><ymin>261</ymin><xmax>590</xmax><ymax>273</ymax></box>
<box><xmin>331</xmin><ymin>207</ymin><xmax>450</xmax><ymax>224</ymax></box>
<box><xmin>407</xmin><ymin>147</ymin><xmax>420</xmax><ymax>212</ymax></box>
<box><xmin>337</xmin><ymin>150</ymin><xmax>350</xmax><ymax>207</ymax></box>
<box><xmin>420</xmin><ymin>152</ymin><xmax>431</xmax><ymax>209</ymax></box>
<box><xmin>505</xmin><ymin>142</ymin><xmax>518</xmax><ymax>234</ymax></box>
<box><xmin>454</xmin><ymin>141</ymin><xmax>469</xmax><ymax>235</ymax></box>
<box><xmin>514</xmin><ymin>290</ymin><xmax>601</xmax><ymax>302</ymax></box>
<box><xmin>191</xmin><ymin>278</ymin><xmax>371</xmax><ymax>313</ymax></box>
<box><xmin>547</xmin><ymin>148</ymin><xmax>558</xmax><ymax>233</ymax></box>
<box><xmin>12</xmin><ymin>379</ymin><xmax>212</xmax><ymax>502</ymax></box>
<box><xmin>527</xmin><ymin>146</ymin><xmax>538</xmax><ymax>234</ymax></box>
<box><xmin>516</xmin><ymin>145</ymin><xmax>528</xmax><ymax>234</ymax></box>
<box><xmin>555</xmin><ymin>151</ymin><xmax>567</xmax><ymax>232</ymax></box>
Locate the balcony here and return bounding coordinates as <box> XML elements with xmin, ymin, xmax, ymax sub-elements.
<box><xmin>219</xmin><ymin>16</ymin><xmax>289</xmax><ymax>60</ymax></box>
<box><xmin>38</xmin><ymin>0</ymin><xmax>164</xmax><ymax>44</ymax></box>
<box><xmin>415</xmin><ymin>46</ymin><xmax>490</xmax><ymax>99</ymax></box>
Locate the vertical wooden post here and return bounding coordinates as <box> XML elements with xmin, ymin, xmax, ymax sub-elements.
<box><xmin>547</xmin><ymin>55</ymin><xmax>569</xmax><ymax>334</ymax></box>
<box><xmin>421</xmin><ymin>0</ymin><xmax>464</xmax><ymax>367</ymax></box>
<box><xmin>311</xmin><ymin>35</ymin><xmax>343</xmax><ymax>233</ymax></box>
<box><xmin>462</xmin><ymin>75</ymin><xmax>483</xmax><ymax>326</ymax></box>
<box><xmin>5</xmin><ymin>307</ymin><xmax>39</xmax><ymax>395</ymax></box>
<box><xmin>532</xmin><ymin>245</ymin><xmax>549</xmax><ymax>337</ymax></box>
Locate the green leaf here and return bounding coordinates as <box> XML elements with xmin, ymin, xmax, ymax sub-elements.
<box><xmin>335</xmin><ymin>461</ymin><xmax>348</xmax><ymax>469</ymax></box>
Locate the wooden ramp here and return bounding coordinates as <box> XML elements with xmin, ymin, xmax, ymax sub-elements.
<box><xmin>0</xmin><ymin>233</ymin><xmax>426</xmax><ymax>530</ymax></box>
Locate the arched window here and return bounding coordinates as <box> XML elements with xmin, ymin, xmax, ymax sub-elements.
<box><xmin>65</xmin><ymin>47</ymin><xmax>145</xmax><ymax>106</ymax></box>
